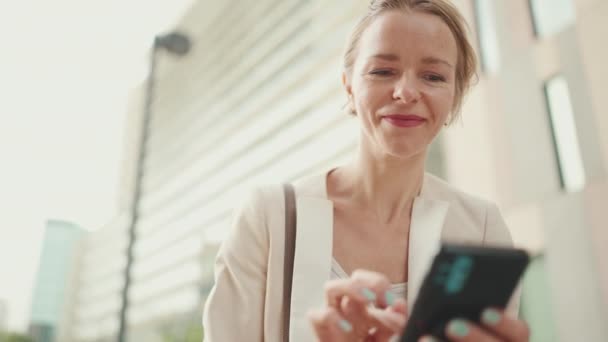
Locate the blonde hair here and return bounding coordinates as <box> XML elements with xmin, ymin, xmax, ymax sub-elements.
<box><xmin>344</xmin><ymin>0</ymin><xmax>478</xmax><ymax>123</ymax></box>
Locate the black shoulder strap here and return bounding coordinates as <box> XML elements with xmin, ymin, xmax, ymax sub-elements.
<box><xmin>282</xmin><ymin>183</ymin><xmax>296</xmax><ymax>342</ymax></box>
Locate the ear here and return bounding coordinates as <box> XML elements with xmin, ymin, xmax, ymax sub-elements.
<box><xmin>342</xmin><ymin>71</ymin><xmax>352</xmax><ymax>96</ymax></box>
<box><xmin>342</xmin><ymin>72</ymin><xmax>356</xmax><ymax>114</ymax></box>
<box><xmin>342</xmin><ymin>71</ymin><xmax>355</xmax><ymax>114</ymax></box>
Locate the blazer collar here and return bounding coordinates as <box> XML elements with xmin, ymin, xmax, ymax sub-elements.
<box><xmin>289</xmin><ymin>170</ymin><xmax>449</xmax><ymax>340</ymax></box>
<box><xmin>289</xmin><ymin>171</ymin><xmax>333</xmax><ymax>340</ymax></box>
<box><xmin>406</xmin><ymin>196</ymin><xmax>449</xmax><ymax>307</ymax></box>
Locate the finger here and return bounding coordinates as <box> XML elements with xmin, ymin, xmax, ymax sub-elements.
<box><xmin>444</xmin><ymin>319</ymin><xmax>500</xmax><ymax>342</ymax></box>
<box><xmin>340</xmin><ymin>295</ymin><xmax>375</xmax><ymax>338</ymax></box>
<box><xmin>368</xmin><ymin>306</ymin><xmax>407</xmax><ymax>332</ymax></box>
<box><xmin>388</xmin><ymin>298</ymin><xmax>408</xmax><ymax>316</ymax></box>
<box><xmin>350</xmin><ymin>269</ymin><xmax>394</xmax><ymax>308</ymax></box>
<box><xmin>324</xmin><ymin>278</ymin><xmax>376</xmax><ymax>308</ymax></box>
<box><xmin>308</xmin><ymin>307</ymin><xmax>353</xmax><ymax>342</ymax></box>
<box><xmin>365</xmin><ymin>299</ymin><xmax>409</xmax><ymax>341</ymax></box>
<box><xmin>479</xmin><ymin>308</ymin><xmax>530</xmax><ymax>341</ymax></box>
<box><xmin>339</xmin><ymin>293</ymin><xmax>408</xmax><ymax>339</ymax></box>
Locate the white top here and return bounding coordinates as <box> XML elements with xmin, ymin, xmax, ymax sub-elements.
<box><xmin>330</xmin><ymin>258</ymin><xmax>408</xmax><ymax>299</ymax></box>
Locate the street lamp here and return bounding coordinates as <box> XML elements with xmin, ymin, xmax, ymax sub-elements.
<box><xmin>117</xmin><ymin>31</ymin><xmax>191</xmax><ymax>342</ymax></box>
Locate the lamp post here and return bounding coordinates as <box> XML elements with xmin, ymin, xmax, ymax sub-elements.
<box><xmin>117</xmin><ymin>31</ymin><xmax>191</xmax><ymax>342</ymax></box>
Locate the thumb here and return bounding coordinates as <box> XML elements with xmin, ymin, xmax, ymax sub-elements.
<box><xmin>389</xmin><ymin>299</ymin><xmax>408</xmax><ymax>316</ymax></box>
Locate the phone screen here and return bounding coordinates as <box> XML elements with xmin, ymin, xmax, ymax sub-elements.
<box><xmin>400</xmin><ymin>244</ymin><xmax>530</xmax><ymax>342</ymax></box>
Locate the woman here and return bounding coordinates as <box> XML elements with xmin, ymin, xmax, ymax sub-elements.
<box><xmin>203</xmin><ymin>0</ymin><xmax>530</xmax><ymax>341</ymax></box>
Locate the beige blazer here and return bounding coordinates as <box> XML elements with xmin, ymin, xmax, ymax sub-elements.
<box><xmin>202</xmin><ymin>171</ymin><xmax>518</xmax><ymax>341</ymax></box>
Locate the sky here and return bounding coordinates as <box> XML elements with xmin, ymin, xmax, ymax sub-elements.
<box><xmin>0</xmin><ymin>0</ymin><xmax>195</xmax><ymax>332</ymax></box>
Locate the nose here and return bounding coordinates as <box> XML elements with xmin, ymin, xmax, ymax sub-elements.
<box><xmin>392</xmin><ymin>74</ymin><xmax>420</xmax><ymax>103</ymax></box>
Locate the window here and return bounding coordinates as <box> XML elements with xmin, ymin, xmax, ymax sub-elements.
<box><xmin>529</xmin><ymin>0</ymin><xmax>576</xmax><ymax>37</ymax></box>
<box><xmin>474</xmin><ymin>0</ymin><xmax>501</xmax><ymax>73</ymax></box>
<box><xmin>544</xmin><ymin>75</ymin><xmax>585</xmax><ymax>192</ymax></box>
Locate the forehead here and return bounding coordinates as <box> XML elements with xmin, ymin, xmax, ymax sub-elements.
<box><xmin>357</xmin><ymin>11</ymin><xmax>458</xmax><ymax>64</ymax></box>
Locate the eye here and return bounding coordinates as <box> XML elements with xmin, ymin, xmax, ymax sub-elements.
<box><xmin>423</xmin><ymin>73</ymin><xmax>447</xmax><ymax>82</ymax></box>
<box><xmin>369</xmin><ymin>69</ymin><xmax>395</xmax><ymax>76</ymax></box>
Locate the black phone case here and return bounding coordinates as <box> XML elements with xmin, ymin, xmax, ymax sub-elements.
<box><xmin>400</xmin><ymin>244</ymin><xmax>530</xmax><ymax>342</ymax></box>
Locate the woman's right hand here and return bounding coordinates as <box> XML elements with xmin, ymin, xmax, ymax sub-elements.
<box><xmin>308</xmin><ymin>270</ymin><xmax>408</xmax><ymax>341</ymax></box>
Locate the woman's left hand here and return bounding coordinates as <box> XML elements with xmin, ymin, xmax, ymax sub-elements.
<box><xmin>420</xmin><ymin>308</ymin><xmax>530</xmax><ymax>342</ymax></box>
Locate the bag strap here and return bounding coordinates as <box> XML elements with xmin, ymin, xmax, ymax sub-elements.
<box><xmin>282</xmin><ymin>183</ymin><xmax>296</xmax><ymax>342</ymax></box>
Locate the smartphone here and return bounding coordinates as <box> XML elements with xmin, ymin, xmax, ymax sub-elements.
<box><xmin>399</xmin><ymin>243</ymin><xmax>530</xmax><ymax>342</ymax></box>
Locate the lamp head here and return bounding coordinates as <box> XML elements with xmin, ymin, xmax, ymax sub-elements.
<box><xmin>155</xmin><ymin>32</ymin><xmax>191</xmax><ymax>56</ymax></box>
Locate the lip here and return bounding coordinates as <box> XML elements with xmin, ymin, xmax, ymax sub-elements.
<box><xmin>382</xmin><ymin>114</ymin><xmax>426</xmax><ymax>128</ymax></box>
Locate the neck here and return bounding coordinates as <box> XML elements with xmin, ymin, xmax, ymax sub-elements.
<box><xmin>339</xmin><ymin>144</ymin><xmax>426</xmax><ymax>224</ymax></box>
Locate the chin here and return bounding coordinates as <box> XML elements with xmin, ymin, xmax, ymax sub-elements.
<box><xmin>383</xmin><ymin>143</ymin><xmax>427</xmax><ymax>160</ymax></box>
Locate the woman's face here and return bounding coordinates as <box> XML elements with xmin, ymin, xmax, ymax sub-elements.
<box><xmin>345</xmin><ymin>11</ymin><xmax>458</xmax><ymax>161</ymax></box>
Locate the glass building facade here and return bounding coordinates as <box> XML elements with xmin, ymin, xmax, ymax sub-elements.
<box><xmin>29</xmin><ymin>220</ymin><xmax>85</xmax><ymax>342</ymax></box>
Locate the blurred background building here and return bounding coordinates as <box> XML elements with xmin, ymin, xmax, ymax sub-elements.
<box><xmin>55</xmin><ymin>214</ymin><xmax>129</xmax><ymax>342</ymax></box>
<box><xmin>58</xmin><ymin>0</ymin><xmax>607</xmax><ymax>341</ymax></box>
<box><xmin>28</xmin><ymin>220</ymin><xmax>85</xmax><ymax>342</ymax></box>
<box><xmin>0</xmin><ymin>300</ymin><xmax>7</xmax><ymax>331</ymax></box>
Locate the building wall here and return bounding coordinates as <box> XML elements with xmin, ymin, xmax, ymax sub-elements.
<box><xmin>29</xmin><ymin>220</ymin><xmax>85</xmax><ymax>342</ymax></box>
<box><xmin>128</xmin><ymin>0</ymin><xmax>372</xmax><ymax>336</ymax></box>
<box><xmin>62</xmin><ymin>0</ymin><xmax>608</xmax><ymax>341</ymax></box>
<box><xmin>0</xmin><ymin>299</ymin><xmax>7</xmax><ymax>331</ymax></box>
<box><xmin>116</xmin><ymin>86</ymin><xmax>145</xmax><ymax>214</ymax></box>
<box><xmin>58</xmin><ymin>215</ymin><xmax>129</xmax><ymax>342</ymax></box>
<box><xmin>443</xmin><ymin>1</ymin><xmax>608</xmax><ymax>340</ymax></box>
<box><xmin>55</xmin><ymin>238</ymin><xmax>84</xmax><ymax>342</ymax></box>
<box><xmin>575</xmin><ymin>0</ymin><xmax>608</xmax><ymax>307</ymax></box>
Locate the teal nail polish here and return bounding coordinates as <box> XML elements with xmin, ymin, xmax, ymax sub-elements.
<box><xmin>385</xmin><ymin>291</ymin><xmax>395</xmax><ymax>306</ymax></box>
<box><xmin>448</xmin><ymin>319</ymin><xmax>469</xmax><ymax>337</ymax></box>
<box><xmin>361</xmin><ymin>288</ymin><xmax>376</xmax><ymax>302</ymax></box>
<box><xmin>338</xmin><ymin>319</ymin><xmax>353</xmax><ymax>332</ymax></box>
<box><xmin>482</xmin><ymin>308</ymin><xmax>501</xmax><ymax>325</ymax></box>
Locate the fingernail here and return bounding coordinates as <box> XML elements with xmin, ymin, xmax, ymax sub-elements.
<box><xmin>482</xmin><ymin>308</ymin><xmax>501</xmax><ymax>325</ymax></box>
<box><xmin>361</xmin><ymin>288</ymin><xmax>376</xmax><ymax>302</ymax></box>
<box><xmin>420</xmin><ymin>336</ymin><xmax>440</xmax><ymax>342</ymax></box>
<box><xmin>385</xmin><ymin>291</ymin><xmax>395</xmax><ymax>306</ymax></box>
<box><xmin>447</xmin><ymin>319</ymin><xmax>469</xmax><ymax>337</ymax></box>
<box><xmin>338</xmin><ymin>319</ymin><xmax>353</xmax><ymax>332</ymax></box>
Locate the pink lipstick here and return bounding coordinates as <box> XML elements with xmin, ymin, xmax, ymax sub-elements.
<box><xmin>382</xmin><ymin>114</ymin><xmax>426</xmax><ymax>128</ymax></box>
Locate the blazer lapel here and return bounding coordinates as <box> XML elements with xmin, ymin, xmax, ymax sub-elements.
<box><xmin>287</xmin><ymin>171</ymin><xmax>453</xmax><ymax>339</ymax></box>
<box><xmin>407</xmin><ymin>195</ymin><xmax>450</xmax><ymax>308</ymax></box>
<box><xmin>289</xmin><ymin>196</ymin><xmax>333</xmax><ymax>341</ymax></box>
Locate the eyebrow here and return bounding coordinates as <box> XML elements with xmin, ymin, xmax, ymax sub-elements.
<box><xmin>369</xmin><ymin>54</ymin><xmax>454</xmax><ymax>68</ymax></box>
<box><xmin>369</xmin><ymin>53</ymin><xmax>400</xmax><ymax>62</ymax></box>
<box><xmin>421</xmin><ymin>56</ymin><xmax>454</xmax><ymax>68</ymax></box>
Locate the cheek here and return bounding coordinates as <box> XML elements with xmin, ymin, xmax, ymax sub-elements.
<box><xmin>426</xmin><ymin>87</ymin><xmax>455</xmax><ymax>119</ymax></box>
<box><xmin>354</xmin><ymin>81</ymin><xmax>390</xmax><ymax>114</ymax></box>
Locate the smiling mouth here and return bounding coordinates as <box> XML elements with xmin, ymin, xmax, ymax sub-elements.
<box><xmin>382</xmin><ymin>114</ymin><xmax>426</xmax><ymax>128</ymax></box>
